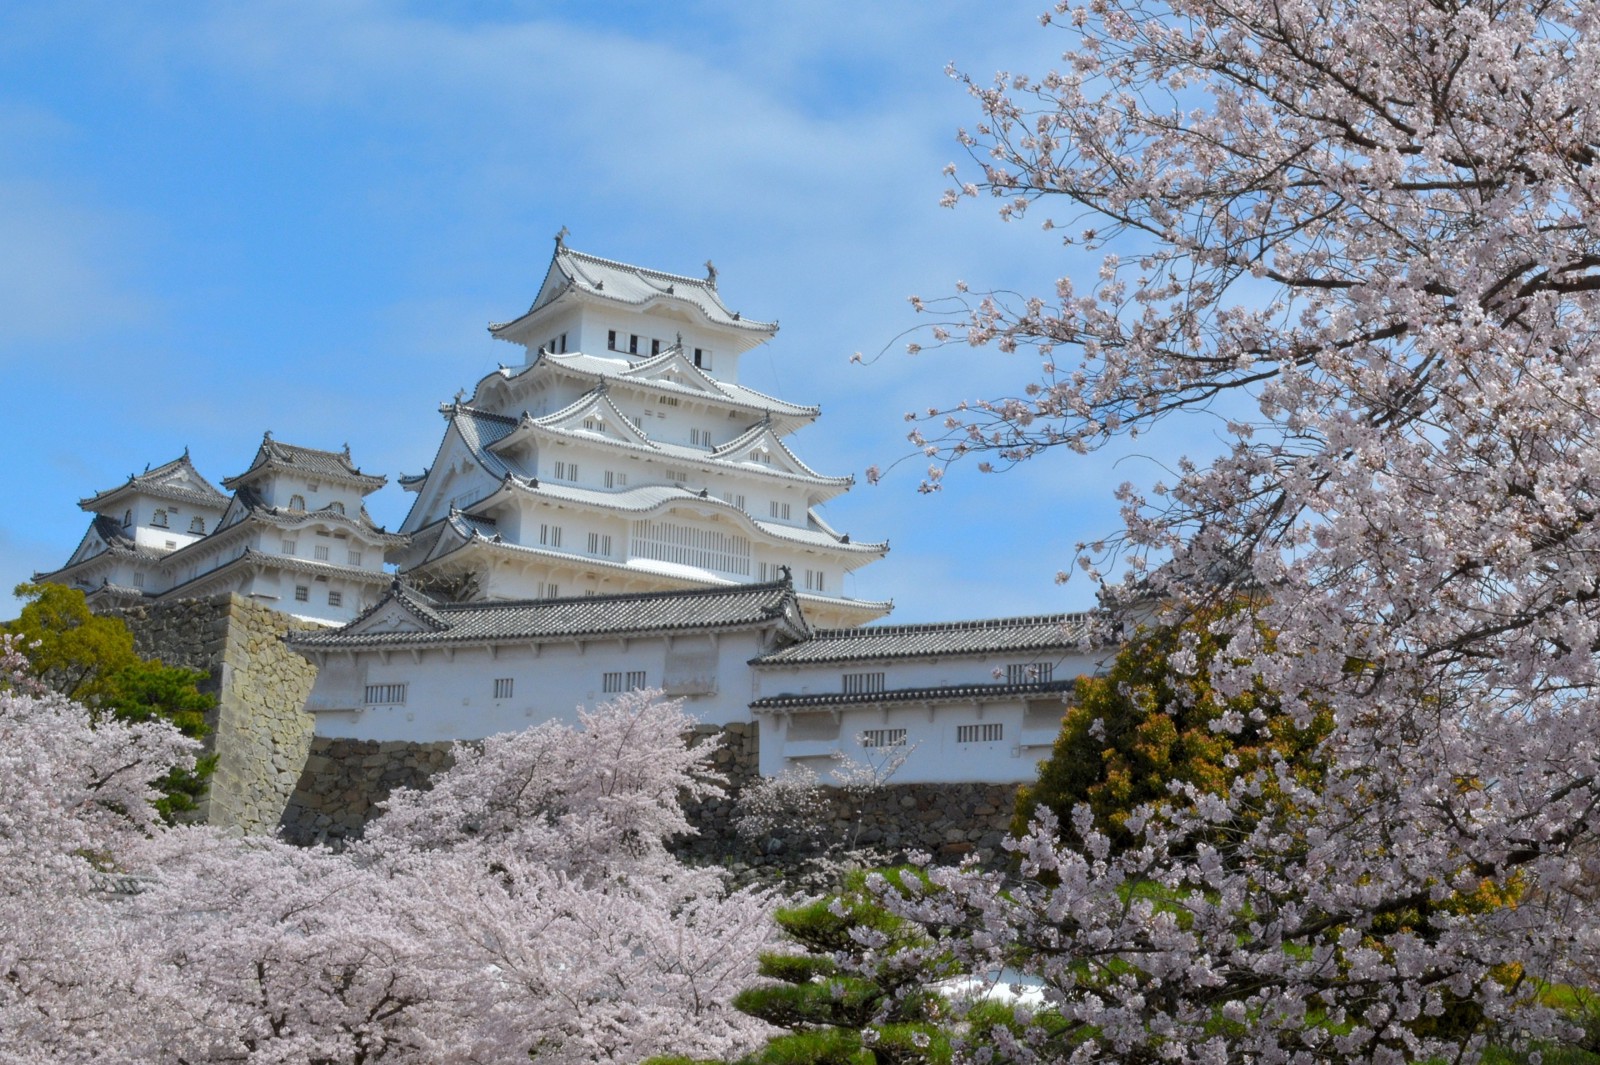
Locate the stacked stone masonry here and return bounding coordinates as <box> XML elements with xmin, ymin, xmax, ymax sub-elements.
<box><xmin>106</xmin><ymin>594</ymin><xmax>321</xmax><ymax>834</ymax></box>
<box><xmin>275</xmin><ymin>721</ymin><xmax>1019</xmax><ymax>873</ymax></box>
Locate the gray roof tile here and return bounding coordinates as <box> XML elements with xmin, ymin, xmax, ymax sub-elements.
<box><xmin>79</xmin><ymin>453</ymin><xmax>230</xmax><ymax>512</ymax></box>
<box><xmin>289</xmin><ymin>578</ymin><xmax>808</xmax><ymax>649</ymax></box>
<box><xmin>752</xmin><ymin>613</ymin><xmax>1104</xmax><ymax>666</ymax></box>
<box><xmin>223</xmin><ymin>434</ymin><xmax>386</xmax><ymax>491</ymax></box>
<box><xmin>750</xmin><ymin>678</ymin><xmax>1077</xmax><ymax>711</ymax></box>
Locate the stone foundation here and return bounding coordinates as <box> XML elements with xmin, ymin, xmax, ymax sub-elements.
<box><xmin>105</xmin><ymin>594</ymin><xmax>320</xmax><ymax>834</ymax></box>
<box><xmin>279</xmin><ymin>737</ymin><xmax>457</xmax><ymax>846</ymax></box>
<box><xmin>275</xmin><ymin>721</ymin><xmax>1021</xmax><ymax>871</ymax></box>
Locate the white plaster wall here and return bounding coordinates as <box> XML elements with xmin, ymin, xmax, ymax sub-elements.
<box><xmin>757</xmin><ymin>693</ymin><xmax>1073</xmax><ymax>785</ymax></box>
<box><xmin>302</xmin><ymin>628</ymin><xmax>770</xmax><ymax>742</ymax></box>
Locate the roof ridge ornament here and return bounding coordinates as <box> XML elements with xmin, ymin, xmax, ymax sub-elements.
<box><xmin>555</xmin><ymin>225</ymin><xmax>569</xmax><ymax>247</ymax></box>
<box><xmin>705</xmin><ymin>259</ymin><xmax>717</xmax><ymax>286</ymax></box>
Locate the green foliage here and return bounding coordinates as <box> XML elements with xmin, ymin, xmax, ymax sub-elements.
<box><xmin>5</xmin><ymin>582</ymin><xmax>217</xmax><ymax>821</ymax></box>
<box><xmin>4</xmin><ymin>582</ymin><xmax>138</xmax><ymax>700</ymax></box>
<box><xmin>662</xmin><ymin>868</ymin><xmax>955</xmax><ymax>1065</ymax></box>
<box><xmin>1013</xmin><ymin>602</ymin><xmax>1330</xmax><ymax>852</ymax></box>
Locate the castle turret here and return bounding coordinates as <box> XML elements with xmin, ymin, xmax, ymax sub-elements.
<box><xmin>393</xmin><ymin>243</ymin><xmax>890</xmax><ymax>627</ymax></box>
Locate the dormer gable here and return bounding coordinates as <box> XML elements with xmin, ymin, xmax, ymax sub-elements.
<box><xmin>526</xmin><ymin>391</ymin><xmax>658</xmax><ymax>448</ymax></box>
<box><xmin>620</xmin><ymin>347</ymin><xmax>725</xmax><ymax>397</ymax></box>
<box><xmin>713</xmin><ymin>421</ymin><xmax>845</xmax><ymax>483</ymax></box>
<box><xmin>340</xmin><ymin>583</ymin><xmax>449</xmax><ymax>637</ymax></box>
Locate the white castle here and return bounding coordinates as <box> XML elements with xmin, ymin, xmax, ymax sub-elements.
<box><xmin>41</xmin><ymin>241</ymin><xmax>1106</xmax><ymax>784</ymax></box>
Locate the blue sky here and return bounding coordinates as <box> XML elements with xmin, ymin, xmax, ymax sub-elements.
<box><xmin>1</xmin><ymin>1</ymin><xmax>1203</xmax><ymax>622</ymax></box>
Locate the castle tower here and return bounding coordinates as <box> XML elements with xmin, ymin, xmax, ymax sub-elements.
<box><xmin>392</xmin><ymin>241</ymin><xmax>890</xmax><ymax>627</ymax></box>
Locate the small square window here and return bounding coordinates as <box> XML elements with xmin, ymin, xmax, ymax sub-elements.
<box><xmin>281</xmin><ymin>540</ymin><xmax>296</xmax><ymax>555</ymax></box>
<box><xmin>314</xmin><ymin>545</ymin><xmax>330</xmax><ymax>560</ymax></box>
<box><xmin>328</xmin><ymin>590</ymin><xmax>343</xmax><ymax>607</ymax></box>
<box><xmin>494</xmin><ymin>677</ymin><xmax>514</xmax><ymax>699</ymax></box>
<box><xmin>294</xmin><ymin>585</ymin><xmax>309</xmax><ymax>602</ymax></box>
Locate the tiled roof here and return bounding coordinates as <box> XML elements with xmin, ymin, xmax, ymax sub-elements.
<box><xmin>79</xmin><ymin>453</ymin><xmax>230</xmax><ymax>512</ymax></box>
<box><xmin>222</xmin><ymin>433</ymin><xmax>386</xmax><ymax>492</ymax></box>
<box><xmin>750</xmin><ymin>678</ymin><xmax>1077</xmax><ymax>711</ymax></box>
<box><xmin>493</xmin><ymin>246</ymin><xmax>776</xmax><ymax>335</ymax></box>
<box><xmin>220</xmin><ymin>485</ymin><xmax>408</xmax><ymax>544</ymax></box>
<box><xmin>485</xmin><ymin>397</ymin><xmax>852</xmax><ymax>490</ymax></box>
<box><xmin>159</xmin><ymin>549</ymin><xmax>391</xmax><ymax>599</ymax></box>
<box><xmin>523</xmin><ymin>352</ymin><xmax>818</xmax><ymax>420</ymax></box>
<box><xmin>752</xmin><ymin>613</ymin><xmax>1103</xmax><ymax>666</ymax></box>
<box><xmin>289</xmin><ymin>579</ymin><xmax>808</xmax><ymax>649</ymax></box>
<box><xmin>460</xmin><ymin>474</ymin><xmax>886</xmax><ymax>556</ymax></box>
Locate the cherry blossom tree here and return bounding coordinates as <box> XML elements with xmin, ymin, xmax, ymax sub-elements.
<box><xmin>882</xmin><ymin>1</ymin><xmax>1600</xmax><ymax>1061</ymax></box>
<box><xmin>1</xmin><ymin>651</ymin><xmax>775</xmax><ymax>1064</ymax></box>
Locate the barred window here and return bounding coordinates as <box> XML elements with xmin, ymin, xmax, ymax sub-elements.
<box><xmin>842</xmin><ymin>672</ymin><xmax>885</xmax><ymax>695</ymax></box>
<box><xmin>290</xmin><ymin>495</ymin><xmax>306</xmax><ymax>510</ymax></box>
<box><xmin>314</xmin><ymin>545</ymin><xmax>330</xmax><ymax>560</ymax></box>
<box><xmin>957</xmin><ymin>723</ymin><xmax>1004</xmax><ymax>743</ymax></box>
<box><xmin>151</xmin><ymin>509</ymin><xmax>169</xmax><ymax>528</ymax></box>
<box><xmin>493</xmin><ymin>677</ymin><xmax>514</xmax><ymax>699</ymax></box>
<box><xmin>189</xmin><ymin>516</ymin><xmax>205</xmax><ymax>534</ymax></box>
<box><xmin>602</xmin><ymin>671</ymin><xmax>648</xmax><ymax>693</ymax></box>
<box><xmin>364</xmin><ymin>683</ymin><xmax>407</xmax><ymax>705</ymax></box>
<box><xmin>587</xmin><ymin>532</ymin><xmax>613</xmax><ymax>557</ymax></box>
<box><xmin>861</xmin><ymin>728</ymin><xmax>907</xmax><ymax>748</ymax></box>
<box><xmin>327</xmin><ymin>591</ymin><xmax>342</xmax><ymax>607</ymax></box>
<box><xmin>294</xmin><ymin>585</ymin><xmax>309</xmax><ymax>602</ymax></box>
<box><xmin>1005</xmin><ymin>662</ymin><xmax>1054</xmax><ymax>684</ymax></box>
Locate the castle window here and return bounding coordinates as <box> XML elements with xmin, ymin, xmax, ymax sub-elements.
<box><xmin>694</xmin><ymin>348</ymin><xmax>712</xmax><ymax>370</ymax></box>
<box><xmin>151</xmin><ymin>509</ymin><xmax>169</xmax><ymax>528</ymax></box>
<box><xmin>957</xmin><ymin>723</ymin><xmax>1004</xmax><ymax>744</ymax></box>
<box><xmin>539</xmin><ymin>523</ymin><xmax>563</xmax><ymax>548</ymax></box>
<box><xmin>327</xmin><ymin>590</ymin><xmax>343</xmax><ymax>607</ymax></box>
<box><xmin>493</xmin><ymin>677</ymin><xmax>514</xmax><ymax>699</ymax></box>
<box><xmin>604</xmin><ymin>470</ymin><xmax>628</xmax><ymax>489</ymax></box>
<box><xmin>651</xmin><ymin>338</ymin><xmax>662</xmax><ymax>356</ymax></box>
<box><xmin>842</xmin><ymin>671</ymin><xmax>885</xmax><ymax>695</ymax></box>
<box><xmin>122</xmin><ymin>509</ymin><xmax>132</xmax><ymax>528</ymax></box>
<box><xmin>554</xmin><ymin>460</ymin><xmax>579</xmax><ymax>483</ymax></box>
<box><xmin>769</xmin><ymin>501</ymin><xmax>792</xmax><ymax>521</ymax></box>
<box><xmin>603</xmin><ymin>671</ymin><xmax>648</xmax><ymax>693</ymax></box>
<box><xmin>537</xmin><ymin>581</ymin><xmax>559</xmax><ymax>597</ymax></box>
<box><xmin>804</xmin><ymin>568</ymin><xmax>825</xmax><ymax>592</ymax></box>
<box><xmin>1006</xmin><ymin>662</ymin><xmax>1054</xmax><ymax>684</ymax></box>
<box><xmin>608</xmin><ymin>329</ymin><xmax>617</xmax><ymax>351</ymax></box>
<box><xmin>364</xmin><ymin>683</ymin><xmax>407</xmax><ymax>705</ymax></box>
<box><xmin>559</xmin><ymin>332</ymin><xmax>567</xmax><ymax>353</ymax></box>
<box><xmin>347</xmin><ymin>549</ymin><xmax>363</xmax><ymax>566</ymax></box>
<box><xmin>628</xmin><ymin>334</ymin><xmax>639</xmax><ymax>355</ymax></box>
<box><xmin>861</xmin><ymin>728</ymin><xmax>907</xmax><ymax>748</ymax></box>
<box><xmin>290</xmin><ymin>494</ymin><xmax>306</xmax><ymax>510</ymax></box>
<box><xmin>132</xmin><ymin>572</ymin><xmax>145</xmax><ymax>589</ymax></box>
<box><xmin>587</xmin><ymin>532</ymin><xmax>613</xmax><ymax>557</ymax></box>
<box><xmin>281</xmin><ymin>539</ymin><xmax>296</xmax><ymax>555</ymax></box>
<box><xmin>329</xmin><ymin>501</ymin><xmax>345</xmax><ymax>515</ymax></box>
<box><xmin>314</xmin><ymin>545</ymin><xmax>330</xmax><ymax>561</ymax></box>
<box><xmin>294</xmin><ymin>585</ymin><xmax>309</xmax><ymax>602</ymax></box>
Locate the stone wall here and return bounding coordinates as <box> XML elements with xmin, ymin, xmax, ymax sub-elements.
<box><xmin>107</xmin><ymin>594</ymin><xmax>321</xmax><ymax>834</ymax></box>
<box><xmin>275</xmin><ymin>720</ymin><xmax>1020</xmax><ymax>873</ymax></box>
<box><xmin>279</xmin><ymin>738</ymin><xmax>457</xmax><ymax>846</ymax></box>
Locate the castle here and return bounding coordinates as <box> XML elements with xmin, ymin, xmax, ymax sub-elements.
<box><xmin>40</xmin><ymin>240</ymin><xmax>1106</xmax><ymax>790</ymax></box>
